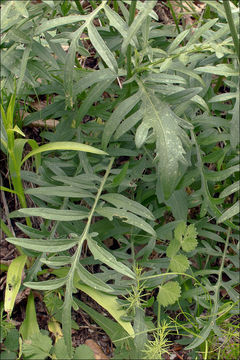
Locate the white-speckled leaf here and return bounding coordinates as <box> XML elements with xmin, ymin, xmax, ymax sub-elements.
<box><xmin>138</xmin><ymin>82</ymin><xmax>188</xmax><ymax>199</ymax></box>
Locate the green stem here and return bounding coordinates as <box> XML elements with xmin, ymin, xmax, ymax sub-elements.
<box><xmin>167</xmin><ymin>0</ymin><xmax>180</xmax><ymax>34</ymax></box>
<box><xmin>212</xmin><ymin>227</ymin><xmax>231</xmax><ymax>321</ymax></box>
<box><xmin>113</xmin><ymin>0</ymin><xmax>118</xmax><ymax>13</ymax></box>
<box><xmin>223</xmin><ymin>0</ymin><xmax>239</xmax><ymax>59</ymax></box>
<box><xmin>126</xmin><ymin>0</ymin><xmax>137</xmax><ymax>96</ymax></box>
<box><xmin>63</xmin><ymin>157</ymin><xmax>115</xmax><ymax>356</ymax></box>
<box><xmin>74</xmin><ymin>0</ymin><xmax>85</xmax><ymax>14</ymax></box>
<box><xmin>1</xmin><ymin>219</ymin><xmax>14</xmax><ymax>237</ymax></box>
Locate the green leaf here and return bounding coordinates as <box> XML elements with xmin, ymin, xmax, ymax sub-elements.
<box><xmin>10</xmin><ymin>208</ymin><xmax>88</xmax><ymax>221</ymax></box>
<box><xmin>4</xmin><ymin>329</ymin><xmax>19</xmax><ymax>352</ymax></box>
<box><xmin>6</xmin><ymin>237</ymin><xmax>78</xmax><ymax>252</ymax></box>
<box><xmin>121</xmin><ymin>0</ymin><xmax>157</xmax><ymax>53</ymax></box>
<box><xmin>4</xmin><ymin>255</ymin><xmax>27</xmax><ymax>317</ymax></box>
<box><xmin>185</xmin><ymin>320</ymin><xmax>212</xmax><ymax>350</ymax></box>
<box><xmin>205</xmin><ymin>165</ymin><xmax>239</xmax><ymax>182</ymax></box>
<box><xmin>54</xmin><ymin>338</ymin><xmax>71</xmax><ymax>360</ymax></box>
<box><xmin>0</xmin><ymin>186</ymin><xmax>18</xmax><ymax>195</ymax></box>
<box><xmin>104</xmin><ymin>5</ymin><xmax>131</xmax><ymax>41</ymax></box>
<box><xmin>169</xmin><ymin>254</ymin><xmax>189</xmax><ymax>273</ymax></box>
<box><xmin>25</xmin><ymin>186</ymin><xmax>94</xmax><ymax>199</ymax></box>
<box><xmin>95</xmin><ymin>207</ymin><xmax>156</xmax><ymax>236</ymax></box>
<box><xmin>73</xmin><ymin>345</ymin><xmax>95</xmax><ymax>360</ymax></box>
<box><xmin>101</xmin><ymin>193</ymin><xmax>154</xmax><ymax>220</ymax></box>
<box><xmin>21</xmin><ymin>141</ymin><xmax>107</xmax><ymax>165</ymax></box>
<box><xmin>74</xmin><ymin>299</ymin><xmax>128</xmax><ymax>347</ymax></box>
<box><xmin>114</xmin><ymin>108</ymin><xmax>143</xmax><ymax>140</ymax></box>
<box><xmin>195</xmin><ymin>64</ymin><xmax>239</xmax><ymax>77</ymax></box>
<box><xmin>77</xmin><ymin>263</ymin><xmax>114</xmax><ymax>293</ymax></box>
<box><xmin>74</xmin><ymin>69</ymin><xmax>117</xmax><ymax>96</ymax></box>
<box><xmin>76</xmin><ymin>79</ymin><xmax>114</xmax><ymax>127</ymax></box>
<box><xmin>112</xmin><ymin>161</ymin><xmax>129</xmax><ymax>187</ymax></box>
<box><xmin>88</xmin><ymin>21</ymin><xmax>117</xmax><ymax>73</ymax></box>
<box><xmin>166</xmin><ymin>239</ymin><xmax>181</xmax><ymax>258</ymax></box>
<box><xmin>135</xmin><ymin>122</ymin><xmax>150</xmax><ymax>149</ymax></box>
<box><xmin>230</xmin><ymin>94</ymin><xmax>239</xmax><ymax>149</ymax></box>
<box><xmin>87</xmin><ymin>236</ymin><xmax>135</xmax><ymax>279</ymax></box>
<box><xmin>102</xmin><ymin>91</ymin><xmax>141</xmax><ymax>149</ymax></box>
<box><xmin>22</xmin><ymin>332</ymin><xmax>52</xmax><ymax>360</ymax></box>
<box><xmin>181</xmin><ymin>224</ymin><xmax>198</xmax><ymax>252</ymax></box>
<box><xmin>35</xmin><ymin>15</ymin><xmax>87</xmax><ymax>35</ymax></box>
<box><xmin>137</xmin><ymin>82</ymin><xmax>189</xmax><ymax>199</ymax></box>
<box><xmin>217</xmin><ymin>201</ymin><xmax>239</xmax><ymax>224</ymax></box>
<box><xmin>219</xmin><ymin>181</ymin><xmax>240</xmax><ymax>198</ymax></box>
<box><xmin>53</xmin><ymin>268</ymin><xmax>134</xmax><ymax>337</ymax></box>
<box><xmin>24</xmin><ymin>277</ymin><xmax>67</xmax><ymax>291</ymax></box>
<box><xmin>133</xmin><ymin>307</ymin><xmax>148</xmax><ymax>351</ymax></box>
<box><xmin>168</xmin><ymin>29</ymin><xmax>190</xmax><ymax>53</ymax></box>
<box><xmin>164</xmin><ymin>87</ymin><xmax>202</xmax><ymax>105</ymax></box>
<box><xmin>187</xmin><ymin>18</ymin><xmax>218</xmax><ymax>46</ymax></box>
<box><xmin>75</xmin><ymin>283</ymin><xmax>134</xmax><ymax>337</ymax></box>
<box><xmin>20</xmin><ymin>292</ymin><xmax>40</xmax><ymax>340</ymax></box>
<box><xmin>174</xmin><ymin>222</ymin><xmax>186</xmax><ymax>243</ymax></box>
<box><xmin>157</xmin><ymin>281</ymin><xmax>181</xmax><ymax>307</ymax></box>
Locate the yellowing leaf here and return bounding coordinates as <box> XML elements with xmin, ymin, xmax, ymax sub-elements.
<box><xmin>48</xmin><ymin>319</ymin><xmax>63</xmax><ymax>342</ymax></box>
<box><xmin>4</xmin><ymin>255</ymin><xmax>27</xmax><ymax>317</ymax></box>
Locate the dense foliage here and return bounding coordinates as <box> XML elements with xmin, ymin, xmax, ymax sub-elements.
<box><xmin>1</xmin><ymin>1</ymin><xmax>239</xmax><ymax>359</ymax></box>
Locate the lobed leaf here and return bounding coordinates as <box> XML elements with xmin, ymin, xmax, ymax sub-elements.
<box><xmin>157</xmin><ymin>281</ymin><xmax>181</xmax><ymax>307</ymax></box>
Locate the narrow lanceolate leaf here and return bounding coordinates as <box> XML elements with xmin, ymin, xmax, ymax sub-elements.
<box><xmin>10</xmin><ymin>208</ymin><xmax>89</xmax><ymax>221</ymax></box>
<box><xmin>230</xmin><ymin>94</ymin><xmax>239</xmax><ymax>149</ymax></box>
<box><xmin>24</xmin><ymin>277</ymin><xmax>67</xmax><ymax>291</ymax></box>
<box><xmin>77</xmin><ymin>263</ymin><xmax>114</xmax><ymax>293</ymax></box>
<box><xmin>4</xmin><ymin>255</ymin><xmax>27</xmax><ymax>316</ymax></box>
<box><xmin>6</xmin><ymin>238</ymin><xmax>78</xmax><ymax>252</ymax></box>
<box><xmin>87</xmin><ymin>236</ymin><xmax>135</xmax><ymax>279</ymax></box>
<box><xmin>25</xmin><ymin>186</ymin><xmax>94</xmax><ymax>199</ymax></box>
<box><xmin>217</xmin><ymin>201</ymin><xmax>240</xmax><ymax>224</ymax></box>
<box><xmin>101</xmin><ymin>193</ymin><xmax>154</xmax><ymax>220</ymax></box>
<box><xmin>195</xmin><ymin>64</ymin><xmax>239</xmax><ymax>77</ymax></box>
<box><xmin>102</xmin><ymin>91</ymin><xmax>141</xmax><ymax>149</ymax></box>
<box><xmin>219</xmin><ymin>181</ymin><xmax>240</xmax><ymax>198</ymax></box>
<box><xmin>157</xmin><ymin>281</ymin><xmax>181</xmax><ymax>307</ymax></box>
<box><xmin>95</xmin><ymin>207</ymin><xmax>156</xmax><ymax>236</ymax></box>
<box><xmin>121</xmin><ymin>0</ymin><xmax>157</xmax><ymax>53</ymax></box>
<box><xmin>138</xmin><ymin>82</ymin><xmax>189</xmax><ymax>199</ymax></box>
<box><xmin>35</xmin><ymin>15</ymin><xmax>87</xmax><ymax>35</ymax></box>
<box><xmin>88</xmin><ymin>21</ymin><xmax>117</xmax><ymax>73</ymax></box>
<box><xmin>21</xmin><ymin>141</ymin><xmax>107</xmax><ymax>165</ymax></box>
<box><xmin>104</xmin><ymin>5</ymin><xmax>132</xmax><ymax>42</ymax></box>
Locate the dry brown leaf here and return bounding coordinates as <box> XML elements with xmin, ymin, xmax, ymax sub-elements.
<box><xmin>85</xmin><ymin>339</ymin><xmax>108</xmax><ymax>360</ymax></box>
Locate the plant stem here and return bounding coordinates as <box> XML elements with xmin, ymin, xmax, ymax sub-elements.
<box><xmin>223</xmin><ymin>0</ymin><xmax>239</xmax><ymax>59</ymax></box>
<box><xmin>167</xmin><ymin>0</ymin><xmax>180</xmax><ymax>34</ymax></box>
<box><xmin>126</xmin><ymin>0</ymin><xmax>137</xmax><ymax>96</ymax></box>
<box><xmin>1</xmin><ymin>219</ymin><xmax>14</xmax><ymax>237</ymax></box>
<box><xmin>74</xmin><ymin>0</ymin><xmax>85</xmax><ymax>14</ymax></box>
<box><xmin>63</xmin><ymin>157</ymin><xmax>115</xmax><ymax>356</ymax></box>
